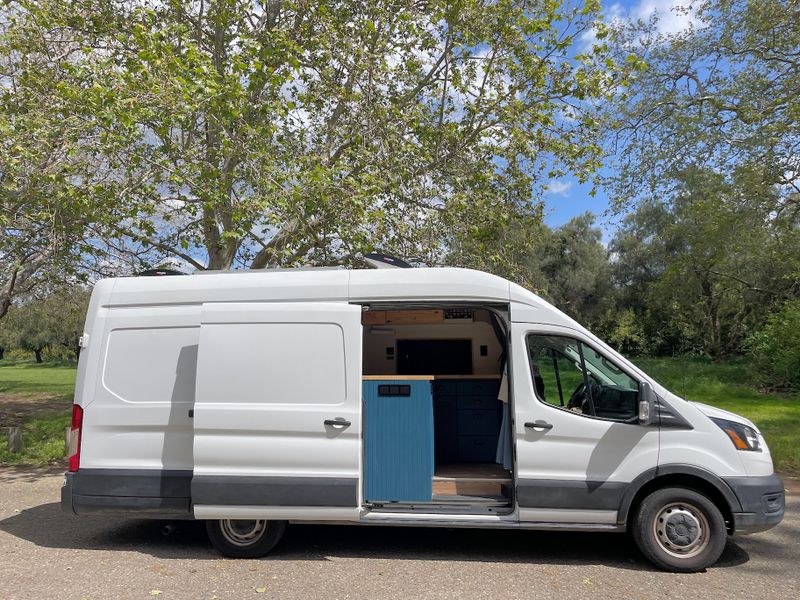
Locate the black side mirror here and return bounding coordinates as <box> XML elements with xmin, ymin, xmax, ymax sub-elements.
<box><xmin>638</xmin><ymin>381</ymin><xmax>657</xmax><ymax>426</ymax></box>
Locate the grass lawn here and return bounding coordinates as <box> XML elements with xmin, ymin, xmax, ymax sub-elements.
<box><xmin>0</xmin><ymin>359</ymin><xmax>77</xmax><ymax>397</ymax></box>
<box><xmin>636</xmin><ymin>357</ymin><xmax>800</xmax><ymax>475</ymax></box>
<box><xmin>0</xmin><ymin>360</ymin><xmax>76</xmax><ymax>465</ymax></box>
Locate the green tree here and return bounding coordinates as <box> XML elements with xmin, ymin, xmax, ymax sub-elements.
<box><xmin>603</xmin><ymin>0</ymin><xmax>800</xmax><ymax>215</ymax></box>
<box><xmin>1</xmin><ymin>288</ymin><xmax>89</xmax><ymax>362</ymax></box>
<box><xmin>2</xmin><ymin>0</ymin><xmax>630</xmax><ymax>278</ymax></box>
<box><xmin>0</xmin><ymin>38</ymin><xmax>100</xmax><ymax>320</ymax></box>
<box><xmin>534</xmin><ymin>213</ymin><xmax>611</xmax><ymax>326</ymax></box>
<box><xmin>4</xmin><ymin>301</ymin><xmax>51</xmax><ymax>363</ymax></box>
<box><xmin>609</xmin><ymin>166</ymin><xmax>799</xmax><ymax>358</ymax></box>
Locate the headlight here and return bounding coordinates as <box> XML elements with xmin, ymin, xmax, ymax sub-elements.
<box><xmin>711</xmin><ymin>417</ymin><xmax>761</xmax><ymax>452</ymax></box>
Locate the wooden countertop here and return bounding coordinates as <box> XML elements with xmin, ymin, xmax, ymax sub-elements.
<box><xmin>362</xmin><ymin>375</ymin><xmax>434</xmax><ymax>380</ymax></box>
<box><xmin>362</xmin><ymin>374</ymin><xmax>501</xmax><ymax>380</ymax></box>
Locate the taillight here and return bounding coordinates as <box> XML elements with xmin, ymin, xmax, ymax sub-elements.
<box><xmin>68</xmin><ymin>405</ymin><xmax>83</xmax><ymax>472</ymax></box>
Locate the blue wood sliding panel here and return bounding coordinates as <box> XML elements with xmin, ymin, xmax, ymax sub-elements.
<box><xmin>363</xmin><ymin>380</ymin><xmax>434</xmax><ymax>502</ymax></box>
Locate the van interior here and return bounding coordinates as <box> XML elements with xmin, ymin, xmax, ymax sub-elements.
<box><xmin>361</xmin><ymin>306</ymin><xmax>512</xmax><ymax>514</ymax></box>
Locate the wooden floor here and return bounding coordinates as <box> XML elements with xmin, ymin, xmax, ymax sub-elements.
<box><xmin>432</xmin><ymin>463</ymin><xmax>511</xmax><ymax>497</ymax></box>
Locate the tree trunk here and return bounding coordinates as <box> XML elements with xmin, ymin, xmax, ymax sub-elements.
<box><xmin>699</xmin><ymin>275</ymin><xmax>722</xmax><ymax>359</ymax></box>
<box><xmin>0</xmin><ymin>347</ymin><xmax>4</xmax><ymax>360</ymax></box>
<box><xmin>34</xmin><ymin>348</ymin><xmax>43</xmax><ymax>363</ymax></box>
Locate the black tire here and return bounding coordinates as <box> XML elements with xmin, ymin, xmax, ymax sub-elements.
<box><xmin>632</xmin><ymin>487</ymin><xmax>727</xmax><ymax>572</ymax></box>
<box><xmin>205</xmin><ymin>519</ymin><xmax>287</xmax><ymax>558</ymax></box>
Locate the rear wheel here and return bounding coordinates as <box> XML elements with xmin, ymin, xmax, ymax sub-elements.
<box><xmin>206</xmin><ymin>519</ymin><xmax>287</xmax><ymax>558</ymax></box>
<box><xmin>632</xmin><ymin>487</ymin><xmax>727</xmax><ymax>572</ymax></box>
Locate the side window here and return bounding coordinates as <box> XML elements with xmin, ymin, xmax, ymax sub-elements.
<box><xmin>526</xmin><ymin>334</ymin><xmax>640</xmax><ymax>422</ymax></box>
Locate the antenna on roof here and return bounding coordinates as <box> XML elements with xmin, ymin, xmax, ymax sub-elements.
<box><xmin>363</xmin><ymin>253</ymin><xmax>413</xmax><ymax>269</ymax></box>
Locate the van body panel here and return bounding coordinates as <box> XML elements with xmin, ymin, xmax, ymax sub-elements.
<box><xmin>349</xmin><ymin>268</ymin><xmax>509</xmax><ymax>303</ymax></box>
<box><xmin>511</xmin><ymin>322</ymin><xmax>660</xmax><ymax>523</ymax></box>
<box><xmin>192</xmin><ymin>302</ymin><xmax>362</xmax><ymax>509</ymax></box>
<box><xmin>688</xmin><ymin>401</ymin><xmax>775</xmax><ymax>477</ymax></box>
<box><xmin>657</xmin><ymin>396</ymin><xmax>748</xmax><ymax>478</ymax></box>
<box><xmin>81</xmin><ymin>304</ymin><xmax>200</xmax><ymax>470</ymax></box>
<box><xmin>72</xmin><ymin>278</ymin><xmax>116</xmax><ymax>410</ymax></box>
<box><xmin>108</xmin><ymin>269</ymin><xmax>350</xmax><ymax>307</ymax></box>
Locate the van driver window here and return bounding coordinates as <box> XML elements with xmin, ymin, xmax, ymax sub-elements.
<box><xmin>527</xmin><ymin>335</ymin><xmax>640</xmax><ymax>422</ymax></box>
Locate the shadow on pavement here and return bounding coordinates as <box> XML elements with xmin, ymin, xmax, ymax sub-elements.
<box><xmin>1</xmin><ymin>501</ymin><xmax>750</xmax><ymax>571</ymax></box>
<box><xmin>0</xmin><ymin>465</ymin><xmax>66</xmax><ymax>484</ymax></box>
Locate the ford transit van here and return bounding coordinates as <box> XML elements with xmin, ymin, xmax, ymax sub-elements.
<box><xmin>61</xmin><ymin>267</ymin><xmax>784</xmax><ymax>572</ymax></box>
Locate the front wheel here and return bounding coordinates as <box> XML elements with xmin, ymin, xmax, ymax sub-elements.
<box><xmin>632</xmin><ymin>487</ymin><xmax>727</xmax><ymax>572</ymax></box>
<box><xmin>206</xmin><ymin>519</ymin><xmax>287</xmax><ymax>558</ymax></box>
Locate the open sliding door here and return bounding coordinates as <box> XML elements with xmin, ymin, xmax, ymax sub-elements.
<box><xmin>192</xmin><ymin>302</ymin><xmax>362</xmax><ymax>520</ymax></box>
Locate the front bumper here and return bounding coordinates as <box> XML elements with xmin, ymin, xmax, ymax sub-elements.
<box><xmin>724</xmin><ymin>473</ymin><xmax>785</xmax><ymax>534</ymax></box>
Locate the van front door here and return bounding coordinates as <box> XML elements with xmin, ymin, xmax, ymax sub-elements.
<box><xmin>192</xmin><ymin>302</ymin><xmax>362</xmax><ymax>521</ymax></box>
<box><xmin>511</xmin><ymin>323</ymin><xmax>658</xmax><ymax>525</ymax></box>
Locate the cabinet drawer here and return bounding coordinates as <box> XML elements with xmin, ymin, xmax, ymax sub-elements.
<box><xmin>457</xmin><ymin>395</ymin><xmax>500</xmax><ymax>410</ymax></box>
<box><xmin>433</xmin><ymin>381</ymin><xmax>458</xmax><ymax>395</ymax></box>
<box><xmin>457</xmin><ymin>435</ymin><xmax>498</xmax><ymax>462</ymax></box>
<box><xmin>457</xmin><ymin>409</ymin><xmax>501</xmax><ymax>435</ymax></box>
<box><xmin>457</xmin><ymin>380</ymin><xmax>500</xmax><ymax>396</ymax></box>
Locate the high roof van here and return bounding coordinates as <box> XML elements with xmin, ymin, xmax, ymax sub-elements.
<box><xmin>61</xmin><ymin>267</ymin><xmax>784</xmax><ymax>572</ymax></box>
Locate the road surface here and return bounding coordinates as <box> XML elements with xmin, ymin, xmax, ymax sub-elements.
<box><xmin>1</xmin><ymin>467</ymin><xmax>797</xmax><ymax>599</ymax></box>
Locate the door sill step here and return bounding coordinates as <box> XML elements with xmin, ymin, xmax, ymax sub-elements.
<box><xmin>365</xmin><ymin>502</ymin><xmax>511</xmax><ymax>515</ymax></box>
<box><xmin>355</xmin><ymin>514</ymin><xmax>624</xmax><ymax>531</ymax></box>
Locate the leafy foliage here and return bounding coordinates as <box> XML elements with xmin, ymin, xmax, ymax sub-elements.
<box><xmin>1</xmin><ymin>0</ymin><xmax>629</xmax><ymax>279</ymax></box>
<box><xmin>1</xmin><ymin>288</ymin><xmax>90</xmax><ymax>362</ymax></box>
<box><xmin>608</xmin><ymin>166</ymin><xmax>800</xmax><ymax>358</ymax></box>
<box><xmin>747</xmin><ymin>300</ymin><xmax>800</xmax><ymax>391</ymax></box>
<box><xmin>604</xmin><ymin>0</ymin><xmax>800</xmax><ymax>216</ymax></box>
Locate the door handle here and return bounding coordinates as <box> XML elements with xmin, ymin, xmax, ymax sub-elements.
<box><xmin>324</xmin><ymin>419</ymin><xmax>351</xmax><ymax>427</ymax></box>
<box><xmin>524</xmin><ymin>420</ymin><xmax>553</xmax><ymax>430</ymax></box>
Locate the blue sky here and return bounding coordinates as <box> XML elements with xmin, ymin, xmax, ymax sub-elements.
<box><xmin>542</xmin><ymin>0</ymin><xmax>699</xmax><ymax>236</ymax></box>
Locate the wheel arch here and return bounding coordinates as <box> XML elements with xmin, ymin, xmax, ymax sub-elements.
<box><xmin>618</xmin><ymin>465</ymin><xmax>742</xmax><ymax>534</ymax></box>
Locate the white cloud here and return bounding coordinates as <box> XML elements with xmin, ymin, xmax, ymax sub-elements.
<box><xmin>581</xmin><ymin>1</ymin><xmax>703</xmax><ymax>51</ymax></box>
<box><xmin>545</xmin><ymin>180</ymin><xmax>573</xmax><ymax>196</ymax></box>
<box><xmin>632</xmin><ymin>1</ymin><xmax>702</xmax><ymax>35</ymax></box>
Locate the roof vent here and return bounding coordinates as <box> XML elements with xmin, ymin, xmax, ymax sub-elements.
<box><xmin>137</xmin><ymin>268</ymin><xmax>187</xmax><ymax>277</ymax></box>
<box><xmin>364</xmin><ymin>253</ymin><xmax>413</xmax><ymax>269</ymax></box>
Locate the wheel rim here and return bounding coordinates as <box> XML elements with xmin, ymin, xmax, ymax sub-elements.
<box><xmin>653</xmin><ymin>501</ymin><xmax>710</xmax><ymax>559</ymax></box>
<box><xmin>219</xmin><ymin>519</ymin><xmax>268</xmax><ymax>547</ymax></box>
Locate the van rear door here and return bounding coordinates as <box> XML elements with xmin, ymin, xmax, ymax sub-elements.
<box><xmin>192</xmin><ymin>302</ymin><xmax>362</xmax><ymax>520</ymax></box>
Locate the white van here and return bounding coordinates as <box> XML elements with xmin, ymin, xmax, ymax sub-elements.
<box><xmin>61</xmin><ymin>267</ymin><xmax>784</xmax><ymax>572</ymax></box>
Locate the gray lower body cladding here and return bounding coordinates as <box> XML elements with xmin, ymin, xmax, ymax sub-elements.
<box><xmin>62</xmin><ymin>469</ymin><xmax>193</xmax><ymax>518</ymax></box>
<box><xmin>516</xmin><ymin>479</ymin><xmax>627</xmax><ymax>511</ymax></box>
<box><xmin>61</xmin><ymin>469</ymin><xmax>785</xmax><ymax>536</ymax></box>
<box><xmin>61</xmin><ymin>469</ymin><xmax>358</xmax><ymax>518</ymax></box>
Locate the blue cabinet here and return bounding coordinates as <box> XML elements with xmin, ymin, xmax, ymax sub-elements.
<box><xmin>433</xmin><ymin>378</ymin><xmax>501</xmax><ymax>463</ymax></box>
<box><xmin>363</xmin><ymin>380</ymin><xmax>434</xmax><ymax>502</ymax></box>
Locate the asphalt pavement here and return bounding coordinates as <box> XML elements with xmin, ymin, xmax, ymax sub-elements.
<box><xmin>1</xmin><ymin>466</ymin><xmax>798</xmax><ymax>599</ymax></box>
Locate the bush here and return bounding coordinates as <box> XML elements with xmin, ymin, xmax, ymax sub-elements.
<box><xmin>747</xmin><ymin>300</ymin><xmax>800</xmax><ymax>391</ymax></box>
